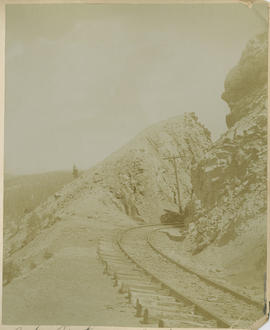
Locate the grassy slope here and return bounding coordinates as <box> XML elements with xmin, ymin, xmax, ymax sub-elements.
<box><xmin>4</xmin><ymin>171</ymin><xmax>75</xmax><ymax>235</ymax></box>
<box><xmin>3</xmin><ymin>192</ymin><xmax>142</xmax><ymax>325</ymax></box>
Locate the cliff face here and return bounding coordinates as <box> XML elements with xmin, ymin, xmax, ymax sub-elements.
<box><xmin>188</xmin><ymin>33</ymin><xmax>267</xmax><ymax>255</ymax></box>
<box><xmin>102</xmin><ymin>113</ymin><xmax>212</xmax><ymax>220</ymax></box>
<box><xmin>222</xmin><ymin>33</ymin><xmax>267</xmax><ymax>128</ymax></box>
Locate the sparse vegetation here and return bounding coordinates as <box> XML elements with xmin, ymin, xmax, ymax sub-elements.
<box><xmin>29</xmin><ymin>262</ymin><xmax>37</xmax><ymax>270</ymax></box>
<box><xmin>24</xmin><ymin>213</ymin><xmax>42</xmax><ymax>246</ymax></box>
<box><xmin>3</xmin><ymin>260</ymin><xmax>20</xmax><ymax>285</ymax></box>
<box><xmin>4</xmin><ymin>171</ymin><xmax>74</xmax><ymax>234</ymax></box>
<box><xmin>43</xmin><ymin>251</ymin><xmax>53</xmax><ymax>260</ymax></box>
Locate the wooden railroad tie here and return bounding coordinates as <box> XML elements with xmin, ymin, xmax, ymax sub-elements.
<box><xmin>127</xmin><ymin>289</ymin><xmax>131</xmax><ymax>303</ymax></box>
<box><xmin>143</xmin><ymin>308</ymin><xmax>149</xmax><ymax>324</ymax></box>
<box><xmin>135</xmin><ymin>299</ymin><xmax>142</xmax><ymax>317</ymax></box>
<box><xmin>158</xmin><ymin>319</ymin><xmax>164</xmax><ymax>328</ymax></box>
<box><xmin>103</xmin><ymin>261</ymin><xmax>108</xmax><ymax>275</ymax></box>
<box><xmin>118</xmin><ymin>282</ymin><xmax>125</xmax><ymax>294</ymax></box>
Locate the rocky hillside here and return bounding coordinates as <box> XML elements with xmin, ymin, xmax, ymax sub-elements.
<box><xmin>187</xmin><ymin>32</ymin><xmax>267</xmax><ymax>261</ymax></box>
<box><xmin>3</xmin><ymin>113</ymin><xmax>211</xmax><ymax>283</ymax></box>
<box><xmin>4</xmin><ymin>32</ymin><xmax>267</xmax><ymax>302</ymax></box>
<box><xmin>38</xmin><ymin>113</ymin><xmax>211</xmax><ymax>224</ymax></box>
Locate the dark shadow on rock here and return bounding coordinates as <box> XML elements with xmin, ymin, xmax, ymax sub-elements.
<box><xmin>160</xmin><ymin>209</ymin><xmax>184</xmax><ymax>225</ymax></box>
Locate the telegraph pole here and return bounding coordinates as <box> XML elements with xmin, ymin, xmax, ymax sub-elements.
<box><xmin>163</xmin><ymin>155</ymin><xmax>182</xmax><ymax>215</ymax></box>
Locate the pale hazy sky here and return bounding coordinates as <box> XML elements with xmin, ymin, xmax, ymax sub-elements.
<box><xmin>4</xmin><ymin>3</ymin><xmax>268</xmax><ymax>174</ymax></box>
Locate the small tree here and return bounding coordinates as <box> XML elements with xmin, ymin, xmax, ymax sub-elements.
<box><xmin>72</xmin><ymin>164</ymin><xmax>79</xmax><ymax>179</ymax></box>
<box><xmin>3</xmin><ymin>261</ymin><xmax>20</xmax><ymax>285</ymax></box>
<box><xmin>23</xmin><ymin>213</ymin><xmax>42</xmax><ymax>246</ymax></box>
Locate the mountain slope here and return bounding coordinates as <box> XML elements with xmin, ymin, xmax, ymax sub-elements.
<box><xmin>3</xmin><ymin>113</ymin><xmax>211</xmax><ymax>286</ymax></box>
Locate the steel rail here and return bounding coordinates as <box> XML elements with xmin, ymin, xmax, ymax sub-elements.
<box><xmin>116</xmin><ymin>224</ymin><xmax>230</xmax><ymax>328</ymax></box>
<box><xmin>147</xmin><ymin>227</ymin><xmax>263</xmax><ymax>309</ymax></box>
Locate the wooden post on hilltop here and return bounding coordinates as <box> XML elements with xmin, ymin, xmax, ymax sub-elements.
<box><xmin>163</xmin><ymin>155</ymin><xmax>182</xmax><ymax>214</ymax></box>
<box><xmin>127</xmin><ymin>289</ymin><xmax>131</xmax><ymax>303</ymax></box>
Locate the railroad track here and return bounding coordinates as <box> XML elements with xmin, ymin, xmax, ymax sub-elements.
<box><xmin>147</xmin><ymin>227</ymin><xmax>262</xmax><ymax>308</ymax></box>
<box><xmin>97</xmin><ymin>224</ymin><xmax>263</xmax><ymax>328</ymax></box>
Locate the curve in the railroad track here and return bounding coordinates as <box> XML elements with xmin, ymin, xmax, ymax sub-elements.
<box><xmin>98</xmin><ymin>224</ymin><xmax>220</xmax><ymax>328</ymax></box>
<box><xmin>147</xmin><ymin>227</ymin><xmax>262</xmax><ymax>307</ymax></box>
<box><xmin>117</xmin><ymin>224</ymin><xmax>264</xmax><ymax>329</ymax></box>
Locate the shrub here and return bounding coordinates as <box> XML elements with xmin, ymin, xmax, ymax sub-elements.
<box><xmin>29</xmin><ymin>261</ymin><xmax>36</xmax><ymax>270</ymax></box>
<box><xmin>44</xmin><ymin>251</ymin><xmax>53</xmax><ymax>260</ymax></box>
<box><xmin>24</xmin><ymin>212</ymin><xmax>42</xmax><ymax>245</ymax></box>
<box><xmin>3</xmin><ymin>260</ymin><xmax>20</xmax><ymax>285</ymax></box>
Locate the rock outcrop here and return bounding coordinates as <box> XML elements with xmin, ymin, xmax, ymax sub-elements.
<box><xmin>187</xmin><ymin>32</ymin><xmax>267</xmax><ymax>255</ymax></box>
<box><xmin>222</xmin><ymin>32</ymin><xmax>267</xmax><ymax>128</ymax></box>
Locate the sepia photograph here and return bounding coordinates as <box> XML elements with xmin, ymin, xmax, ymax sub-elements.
<box><xmin>2</xmin><ymin>2</ymin><xmax>269</xmax><ymax>328</ymax></box>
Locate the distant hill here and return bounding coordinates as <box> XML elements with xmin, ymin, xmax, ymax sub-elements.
<box><xmin>4</xmin><ymin>171</ymin><xmax>75</xmax><ymax>238</ymax></box>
